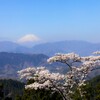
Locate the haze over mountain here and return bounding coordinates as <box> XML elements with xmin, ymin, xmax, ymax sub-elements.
<box><xmin>0</xmin><ymin>40</ymin><xmax>100</xmax><ymax>56</ymax></box>
<box><xmin>0</xmin><ymin>41</ymin><xmax>31</xmax><ymax>53</ymax></box>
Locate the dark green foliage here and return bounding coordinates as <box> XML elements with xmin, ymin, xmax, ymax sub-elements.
<box><xmin>16</xmin><ymin>75</ymin><xmax>100</xmax><ymax>100</ymax></box>
<box><xmin>0</xmin><ymin>76</ymin><xmax>100</xmax><ymax>100</ymax></box>
<box><xmin>16</xmin><ymin>88</ymin><xmax>63</xmax><ymax>100</ymax></box>
<box><xmin>0</xmin><ymin>83</ymin><xmax>4</xmax><ymax>99</ymax></box>
<box><xmin>0</xmin><ymin>79</ymin><xmax>24</xmax><ymax>100</ymax></box>
<box><xmin>71</xmin><ymin>75</ymin><xmax>100</xmax><ymax>100</ymax></box>
<box><xmin>16</xmin><ymin>79</ymin><xmax>63</xmax><ymax>100</ymax></box>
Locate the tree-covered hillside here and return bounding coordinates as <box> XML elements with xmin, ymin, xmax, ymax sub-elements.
<box><xmin>0</xmin><ymin>79</ymin><xmax>24</xmax><ymax>100</ymax></box>
<box><xmin>0</xmin><ymin>75</ymin><xmax>100</xmax><ymax>100</ymax></box>
<box><xmin>15</xmin><ymin>75</ymin><xmax>100</xmax><ymax>100</ymax></box>
<box><xmin>71</xmin><ymin>75</ymin><xmax>100</xmax><ymax>100</ymax></box>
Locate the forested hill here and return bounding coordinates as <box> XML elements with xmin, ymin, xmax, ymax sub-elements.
<box><xmin>0</xmin><ymin>52</ymin><xmax>49</xmax><ymax>79</ymax></box>
<box><xmin>0</xmin><ymin>79</ymin><xmax>24</xmax><ymax>100</ymax></box>
<box><xmin>2</xmin><ymin>75</ymin><xmax>99</xmax><ymax>100</ymax></box>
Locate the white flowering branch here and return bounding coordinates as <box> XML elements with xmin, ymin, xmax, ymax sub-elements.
<box><xmin>18</xmin><ymin>51</ymin><xmax>100</xmax><ymax>100</ymax></box>
<box><xmin>47</xmin><ymin>52</ymin><xmax>100</xmax><ymax>99</ymax></box>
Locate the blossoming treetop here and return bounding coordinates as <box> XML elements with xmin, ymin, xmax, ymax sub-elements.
<box><xmin>18</xmin><ymin>51</ymin><xmax>100</xmax><ymax>100</ymax></box>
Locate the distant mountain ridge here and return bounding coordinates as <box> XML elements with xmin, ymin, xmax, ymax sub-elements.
<box><xmin>0</xmin><ymin>52</ymin><xmax>49</xmax><ymax>79</ymax></box>
<box><xmin>0</xmin><ymin>40</ymin><xmax>100</xmax><ymax>79</ymax></box>
<box><xmin>0</xmin><ymin>52</ymin><xmax>68</xmax><ymax>79</ymax></box>
<box><xmin>32</xmin><ymin>40</ymin><xmax>100</xmax><ymax>56</ymax></box>
<box><xmin>0</xmin><ymin>40</ymin><xmax>100</xmax><ymax>56</ymax></box>
<box><xmin>0</xmin><ymin>41</ymin><xmax>31</xmax><ymax>53</ymax></box>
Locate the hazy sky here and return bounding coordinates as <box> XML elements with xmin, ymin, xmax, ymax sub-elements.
<box><xmin>0</xmin><ymin>0</ymin><xmax>100</xmax><ymax>44</ymax></box>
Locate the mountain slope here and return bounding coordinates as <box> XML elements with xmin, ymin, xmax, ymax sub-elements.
<box><xmin>0</xmin><ymin>52</ymin><xmax>49</xmax><ymax>79</ymax></box>
<box><xmin>0</xmin><ymin>41</ymin><xmax>19</xmax><ymax>52</ymax></box>
<box><xmin>32</xmin><ymin>40</ymin><xmax>100</xmax><ymax>56</ymax></box>
<box><xmin>0</xmin><ymin>41</ymin><xmax>31</xmax><ymax>53</ymax></box>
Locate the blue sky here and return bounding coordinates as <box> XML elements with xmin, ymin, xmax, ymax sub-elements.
<box><xmin>0</xmin><ymin>0</ymin><xmax>100</xmax><ymax>44</ymax></box>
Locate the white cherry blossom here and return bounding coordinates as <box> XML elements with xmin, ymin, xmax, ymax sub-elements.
<box><xmin>18</xmin><ymin>51</ymin><xmax>100</xmax><ymax>100</ymax></box>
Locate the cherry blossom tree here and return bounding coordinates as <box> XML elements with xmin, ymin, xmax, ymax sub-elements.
<box><xmin>18</xmin><ymin>51</ymin><xmax>100</xmax><ymax>100</ymax></box>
